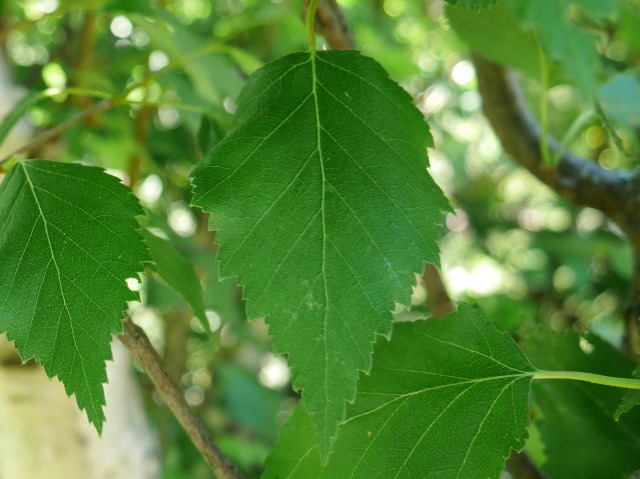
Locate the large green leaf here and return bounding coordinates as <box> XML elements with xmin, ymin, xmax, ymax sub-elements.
<box><xmin>0</xmin><ymin>160</ymin><xmax>149</xmax><ymax>430</ymax></box>
<box><xmin>191</xmin><ymin>50</ymin><xmax>449</xmax><ymax>455</ymax></box>
<box><xmin>264</xmin><ymin>305</ymin><xmax>535</xmax><ymax>478</ymax></box>
<box><xmin>521</xmin><ymin>325</ymin><xmax>640</xmax><ymax>479</ymax></box>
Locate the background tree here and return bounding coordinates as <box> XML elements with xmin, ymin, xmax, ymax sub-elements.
<box><xmin>1</xmin><ymin>1</ymin><xmax>640</xmax><ymax>478</ymax></box>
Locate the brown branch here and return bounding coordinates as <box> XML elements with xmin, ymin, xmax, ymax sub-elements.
<box><xmin>471</xmin><ymin>53</ymin><xmax>640</xmax><ymax>245</ymax></box>
<box><xmin>506</xmin><ymin>450</ymin><xmax>548</xmax><ymax>479</ymax></box>
<box><xmin>303</xmin><ymin>0</ymin><xmax>356</xmax><ymax>50</ymax></box>
<box><xmin>472</xmin><ymin>52</ymin><xmax>640</xmax><ymax>355</ymax></box>
<box><xmin>422</xmin><ymin>264</ymin><xmax>454</xmax><ymax>318</ymax></box>
<box><xmin>119</xmin><ymin>317</ymin><xmax>243</xmax><ymax>479</ymax></box>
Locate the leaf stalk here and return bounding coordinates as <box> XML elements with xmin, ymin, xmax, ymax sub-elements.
<box><xmin>533</xmin><ymin>370</ymin><xmax>640</xmax><ymax>390</ymax></box>
<box><xmin>306</xmin><ymin>0</ymin><xmax>319</xmax><ymax>53</ymax></box>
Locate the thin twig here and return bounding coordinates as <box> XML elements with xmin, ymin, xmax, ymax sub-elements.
<box><xmin>0</xmin><ymin>98</ymin><xmax>117</xmax><ymax>166</ymax></box>
<box><xmin>119</xmin><ymin>317</ymin><xmax>243</xmax><ymax>479</ymax></box>
<box><xmin>0</xmin><ymin>41</ymin><xmax>232</xmax><ymax>167</ymax></box>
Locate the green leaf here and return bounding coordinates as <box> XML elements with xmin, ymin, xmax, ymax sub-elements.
<box><xmin>447</xmin><ymin>3</ymin><xmax>544</xmax><ymax>79</ymax></box>
<box><xmin>572</xmin><ymin>0</ymin><xmax>617</xmax><ymax>22</ymax></box>
<box><xmin>0</xmin><ymin>89</ymin><xmax>43</xmax><ymax>147</ymax></box>
<box><xmin>616</xmin><ymin>366</ymin><xmax>640</xmax><ymax>420</ymax></box>
<box><xmin>265</xmin><ymin>305</ymin><xmax>535</xmax><ymax>478</ymax></box>
<box><xmin>263</xmin><ymin>405</ymin><xmax>321</xmax><ymax>479</ymax></box>
<box><xmin>521</xmin><ymin>326</ymin><xmax>640</xmax><ymax>479</ymax></box>
<box><xmin>598</xmin><ymin>73</ymin><xmax>640</xmax><ymax>128</ymax></box>
<box><xmin>0</xmin><ymin>160</ymin><xmax>149</xmax><ymax>431</ymax></box>
<box><xmin>506</xmin><ymin>0</ymin><xmax>600</xmax><ymax>99</ymax></box>
<box><xmin>140</xmin><ymin>226</ymin><xmax>207</xmax><ymax>329</ymax></box>
<box><xmin>445</xmin><ymin>0</ymin><xmax>499</xmax><ymax>11</ymax></box>
<box><xmin>191</xmin><ymin>50</ymin><xmax>449</xmax><ymax>456</ymax></box>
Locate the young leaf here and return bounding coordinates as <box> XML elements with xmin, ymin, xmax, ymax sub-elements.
<box><xmin>0</xmin><ymin>160</ymin><xmax>149</xmax><ymax>431</ymax></box>
<box><xmin>140</xmin><ymin>227</ymin><xmax>208</xmax><ymax>329</ymax></box>
<box><xmin>191</xmin><ymin>50</ymin><xmax>449</xmax><ymax>456</ymax></box>
<box><xmin>265</xmin><ymin>305</ymin><xmax>535</xmax><ymax>479</ymax></box>
<box><xmin>521</xmin><ymin>326</ymin><xmax>640</xmax><ymax>479</ymax></box>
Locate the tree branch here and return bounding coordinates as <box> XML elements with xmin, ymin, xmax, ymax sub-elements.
<box><xmin>0</xmin><ymin>98</ymin><xmax>117</xmax><ymax>166</ymax></box>
<box><xmin>119</xmin><ymin>317</ymin><xmax>243</xmax><ymax>479</ymax></box>
<box><xmin>506</xmin><ymin>450</ymin><xmax>549</xmax><ymax>479</ymax></box>
<box><xmin>472</xmin><ymin>52</ymin><xmax>640</xmax><ymax>355</ymax></box>
<box><xmin>422</xmin><ymin>264</ymin><xmax>454</xmax><ymax>318</ymax></box>
<box><xmin>471</xmin><ymin>53</ymin><xmax>640</xmax><ymax>245</ymax></box>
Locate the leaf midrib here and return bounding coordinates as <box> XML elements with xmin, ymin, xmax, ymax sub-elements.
<box><xmin>311</xmin><ymin>49</ymin><xmax>332</xmax><ymax>441</ymax></box>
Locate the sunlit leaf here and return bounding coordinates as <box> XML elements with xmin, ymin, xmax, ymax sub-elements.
<box><xmin>0</xmin><ymin>160</ymin><xmax>149</xmax><ymax>431</ymax></box>
<box><xmin>191</xmin><ymin>50</ymin><xmax>449</xmax><ymax>456</ymax></box>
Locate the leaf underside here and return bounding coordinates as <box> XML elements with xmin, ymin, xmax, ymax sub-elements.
<box><xmin>264</xmin><ymin>305</ymin><xmax>534</xmax><ymax>479</ymax></box>
<box><xmin>191</xmin><ymin>50</ymin><xmax>450</xmax><ymax>455</ymax></box>
<box><xmin>0</xmin><ymin>160</ymin><xmax>149</xmax><ymax>430</ymax></box>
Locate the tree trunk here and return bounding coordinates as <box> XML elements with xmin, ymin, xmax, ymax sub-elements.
<box><xmin>0</xmin><ymin>337</ymin><xmax>161</xmax><ymax>479</ymax></box>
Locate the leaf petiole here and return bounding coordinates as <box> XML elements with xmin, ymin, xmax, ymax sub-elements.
<box><xmin>532</xmin><ymin>370</ymin><xmax>640</xmax><ymax>390</ymax></box>
<box><xmin>306</xmin><ymin>0</ymin><xmax>319</xmax><ymax>53</ymax></box>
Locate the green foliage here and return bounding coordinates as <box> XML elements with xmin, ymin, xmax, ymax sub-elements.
<box><xmin>2</xmin><ymin>1</ymin><xmax>640</xmax><ymax>478</ymax></box>
<box><xmin>598</xmin><ymin>74</ymin><xmax>640</xmax><ymax>128</ymax></box>
<box><xmin>0</xmin><ymin>160</ymin><xmax>149</xmax><ymax>429</ymax></box>
<box><xmin>504</xmin><ymin>0</ymin><xmax>616</xmax><ymax>99</ymax></box>
<box><xmin>191</xmin><ymin>50</ymin><xmax>449</xmax><ymax>455</ymax></box>
<box><xmin>141</xmin><ymin>226</ymin><xmax>207</xmax><ymax>329</ymax></box>
<box><xmin>616</xmin><ymin>366</ymin><xmax>640</xmax><ymax>420</ymax></box>
<box><xmin>447</xmin><ymin>3</ymin><xmax>542</xmax><ymax>78</ymax></box>
<box><xmin>266</xmin><ymin>305</ymin><xmax>534</xmax><ymax>478</ymax></box>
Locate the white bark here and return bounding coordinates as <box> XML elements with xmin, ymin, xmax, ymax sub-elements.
<box><xmin>0</xmin><ymin>338</ymin><xmax>161</xmax><ymax>479</ymax></box>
